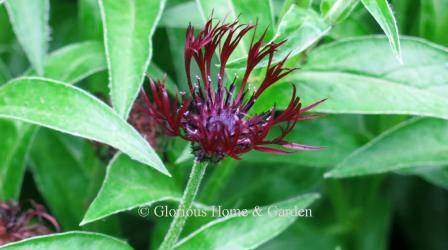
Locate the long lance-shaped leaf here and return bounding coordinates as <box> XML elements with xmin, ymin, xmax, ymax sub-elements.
<box><xmin>4</xmin><ymin>0</ymin><xmax>50</xmax><ymax>75</ymax></box>
<box><xmin>175</xmin><ymin>194</ymin><xmax>319</xmax><ymax>250</ymax></box>
<box><xmin>361</xmin><ymin>0</ymin><xmax>402</xmax><ymax>61</ymax></box>
<box><xmin>0</xmin><ymin>77</ymin><xmax>169</xmax><ymax>176</ymax></box>
<box><xmin>0</xmin><ymin>232</ymin><xmax>133</xmax><ymax>250</ymax></box>
<box><xmin>99</xmin><ymin>0</ymin><xmax>166</xmax><ymax>118</ymax></box>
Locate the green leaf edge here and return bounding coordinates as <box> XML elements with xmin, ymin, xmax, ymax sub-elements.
<box><xmin>0</xmin><ymin>77</ymin><xmax>170</xmax><ymax>176</ymax></box>
<box><xmin>175</xmin><ymin>193</ymin><xmax>320</xmax><ymax>249</ymax></box>
<box><xmin>323</xmin><ymin>117</ymin><xmax>448</xmax><ymax>178</ymax></box>
<box><xmin>360</xmin><ymin>0</ymin><xmax>402</xmax><ymax>62</ymax></box>
<box><xmin>0</xmin><ymin>231</ymin><xmax>132</xmax><ymax>249</ymax></box>
<box><xmin>4</xmin><ymin>0</ymin><xmax>50</xmax><ymax>76</ymax></box>
<box><xmin>81</xmin><ymin>153</ymin><xmax>208</xmax><ymax>226</ymax></box>
<box><xmin>98</xmin><ymin>0</ymin><xmax>167</xmax><ymax>119</ymax></box>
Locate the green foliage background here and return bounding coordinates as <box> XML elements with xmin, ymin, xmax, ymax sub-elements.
<box><xmin>0</xmin><ymin>0</ymin><xmax>447</xmax><ymax>249</ymax></box>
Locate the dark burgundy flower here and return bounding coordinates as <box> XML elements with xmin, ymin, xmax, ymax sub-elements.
<box><xmin>0</xmin><ymin>200</ymin><xmax>60</xmax><ymax>245</ymax></box>
<box><xmin>141</xmin><ymin>18</ymin><xmax>325</xmax><ymax>163</ymax></box>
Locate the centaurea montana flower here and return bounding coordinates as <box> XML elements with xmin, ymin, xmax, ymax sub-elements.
<box><xmin>141</xmin><ymin>18</ymin><xmax>325</xmax><ymax>163</ymax></box>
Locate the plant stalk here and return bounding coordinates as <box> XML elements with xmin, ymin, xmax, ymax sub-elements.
<box><xmin>159</xmin><ymin>159</ymin><xmax>208</xmax><ymax>250</ymax></box>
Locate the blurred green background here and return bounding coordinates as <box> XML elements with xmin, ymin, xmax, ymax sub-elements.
<box><xmin>1</xmin><ymin>0</ymin><xmax>448</xmax><ymax>249</ymax></box>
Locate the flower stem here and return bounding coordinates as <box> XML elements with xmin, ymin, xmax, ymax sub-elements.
<box><xmin>159</xmin><ymin>160</ymin><xmax>208</xmax><ymax>250</ymax></box>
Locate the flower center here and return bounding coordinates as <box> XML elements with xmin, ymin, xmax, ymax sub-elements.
<box><xmin>206</xmin><ymin>110</ymin><xmax>238</xmax><ymax>135</ymax></box>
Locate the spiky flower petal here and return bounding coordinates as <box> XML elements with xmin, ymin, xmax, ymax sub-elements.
<box><xmin>142</xmin><ymin>18</ymin><xmax>325</xmax><ymax>163</ymax></box>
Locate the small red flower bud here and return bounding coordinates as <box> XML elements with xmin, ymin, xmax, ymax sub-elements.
<box><xmin>0</xmin><ymin>200</ymin><xmax>59</xmax><ymax>246</ymax></box>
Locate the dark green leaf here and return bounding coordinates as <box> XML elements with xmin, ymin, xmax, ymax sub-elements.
<box><xmin>326</xmin><ymin>118</ymin><xmax>448</xmax><ymax>178</ymax></box>
<box><xmin>0</xmin><ymin>122</ymin><xmax>36</xmax><ymax>200</ymax></box>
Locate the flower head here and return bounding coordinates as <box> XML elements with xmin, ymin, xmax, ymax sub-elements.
<box><xmin>0</xmin><ymin>200</ymin><xmax>60</xmax><ymax>245</ymax></box>
<box><xmin>142</xmin><ymin>18</ymin><xmax>324</xmax><ymax>163</ymax></box>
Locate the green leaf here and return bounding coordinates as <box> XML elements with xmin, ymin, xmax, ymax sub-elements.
<box><xmin>398</xmin><ymin>165</ymin><xmax>448</xmax><ymax>190</ymax></box>
<box><xmin>0</xmin><ymin>232</ymin><xmax>133</xmax><ymax>250</ymax></box>
<box><xmin>30</xmin><ymin>130</ymin><xmax>122</xmax><ymax>235</ymax></box>
<box><xmin>231</xmin><ymin>0</ymin><xmax>276</xmax><ymax>41</ymax></box>
<box><xmin>99</xmin><ymin>0</ymin><xmax>166</xmax><ymax>118</ymax></box>
<box><xmin>81</xmin><ymin>153</ymin><xmax>179</xmax><ymax>225</ymax></box>
<box><xmin>159</xmin><ymin>2</ymin><xmax>203</xmax><ymax>28</ymax></box>
<box><xmin>29</xmin><ymin>41</ymin><xmax>106</xmax><ymax>84</ymax></box>
<box><xmin>418</xmin><ymin>166</ymin><xmax>448</xmax><ymax>190</ymax></box>
<box><xmin>326</xmin><ymin>118</ymin><xmax>448</xmax><ymax>178</ymax></box>
<box><xmin>0</xmin><ymin>122</ymin><xmax>36</xmax><ymax>200</ymax></box>
<box><xmin>175</xmin><ymin>194</ymin><xmax>319</xmax><ymax>250</ymax></box>
<box><xmin>29</xmin><ymin>129</ymin><xmax>99</xmax><ymax>229</ymax></box>
<box><xmin>196</xmin><ymin>0</ymin><xmax>274</xmax><ymax>58</ymax></box>
<box><xmin>360</xmin><ymin>0</ymin><xmax>402</xmax><ymax>61</ymax></box>
<box><xmin>243</xmin><ymin>116</ymin><xmax>362</xmax><ymax>167</ymax></box>
<box><xmin>255</xmin><ymin>36</ymin><xmax>448</xmax><ymax>119</ymax></box>
<box><xmin>0</xmin><ymin>77</ymin><xmax>168</xmax><ymax>176</ymax></box>
<box><xmin>4</xmin><ymin>0</ymin><xmax>50</xmax><ymax>75</ymax></box>
<box><xmin>78</xmin><ymin>0</ymin><xmax>103</xmax><ymax>40</ymax></box>
<box><xmin>321</xmin><ymin>0</ymin><xmax>360</xmax><ymax>23</ymax></box>
<box><xmin>228</xmin><ymin>5</ymin><xmax>331</xmax><ymax>68</ymax></box>
<box><xmin>0</xmin><ymin>59</ymin><xmax>11</xmax><ymax>85</ymax></box>
<box><xmin>418</xmin><ymin>0</ymin><xmax>448</xmax><ymax>45</ymax></box>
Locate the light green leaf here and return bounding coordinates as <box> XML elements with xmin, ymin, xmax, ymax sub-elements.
<box><xmin>231</xmin><ymin>0</ymin><xmax>275</xmax><ymax>41</ymax></box>
<box><xmin>0</xmin><ymin>232</ymin><xmax>133</xmax><ymax>250</ymax></box>
<box><xmin>321</xmin><ymin>0</ymin><xmax>360</xmax><ymax>23</ymax></box>
<box><xmin>29</xmin><ymin>41</ymin><xmax>106</xmax><ymax>84</ymax></box>
<box><xmin>30</xmin><ymin>41</ymin><xmax>173</xmax><ymax>89</ymax></box>
<box><xmin>159</xmin><ymin>2</ymin><xmax>203</xmax><ymax>28</ymax></box>
<box><xmin>4</xmin><ymin>0</ymin><xmax>50</xmax><ymax>75</ymax></box>
<box><xmin>360</xmin><ymin>0</ymin><xmax>402</xmax><ymax>61</ymax></box>
<box><xmin>0</xmin><ymin>77</ymin><xmax>168</xmax><ymax>176</ymax></box>
<box><xmin>99</xmin><ymin>0</ymin><xmax>166</xmax><ymax>118</ymax></box>
<box><xmin>81</xmin><ymin>153</ymin><xmax>179</xmax><ymax>225</ymax></box>
<box><xmin>195</xmin><ymin>0</ymin><xmax>276</xmax><ymax>69</ymax></box>
<box><xmin>326</xmin><ymin>118</ymin><xmax>448</xmax><ymax>178</ymax></box>
<box><xmin>255</xmin><ymin>36</ymin><xmax>448</xmax><ymax>118</ymax></box>
<box><xmin>175</xmin><ymin>194</ymin><xmax>319</xmax><ymax>250</ymax></box>
<box><xmin>228</xmin><ymin>5</ymin><xmax>331</xmax><ymax>68</ymax></box>
<box><xmin>0</xmin><ymin>122</ymin><xmax>36</xmax><ymax>200</ymax></box>
<box><xmin>274</xmin><ymin>5</ymin><xmax>331</xmax><ymax>58</ymax></box>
